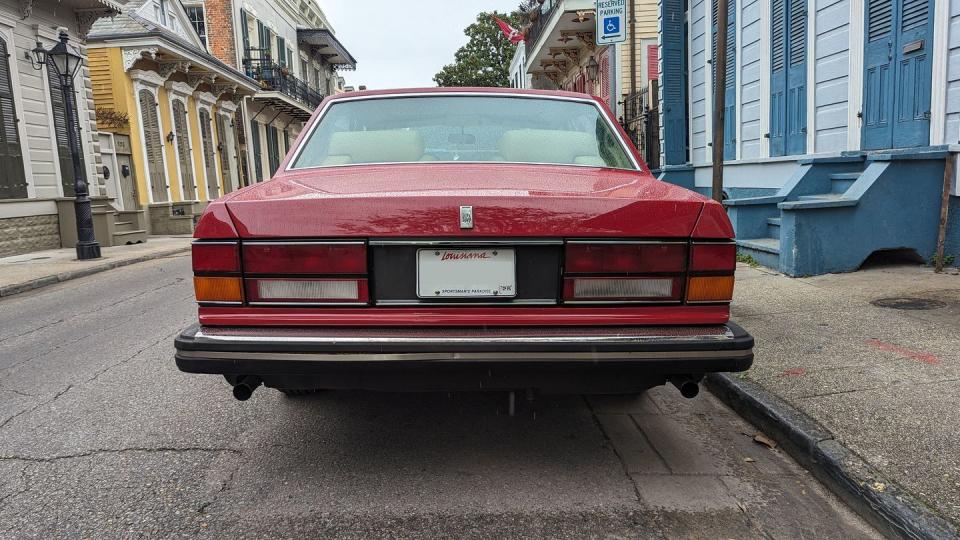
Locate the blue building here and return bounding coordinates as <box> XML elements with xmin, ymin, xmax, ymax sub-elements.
<box><xmin>656</xmin><ymin>0</ymin><xmax>960</xmax><ymax>275</ymax></box>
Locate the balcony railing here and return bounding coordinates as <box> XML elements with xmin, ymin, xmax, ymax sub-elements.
<box><xmin>243</xmin><ymin>50</ymin><xmax>324</xmax><ymax>110</ymax></box>
<box><xmin>524</xmin><ymin>0</ymin><xmax>561</xmax><ymax>58</ymax></box>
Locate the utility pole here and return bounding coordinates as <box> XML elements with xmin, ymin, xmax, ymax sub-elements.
<box><xmin>711</xmin><ymin>0</ymin><xmax>728</xmax><ymax>202</ymax></box>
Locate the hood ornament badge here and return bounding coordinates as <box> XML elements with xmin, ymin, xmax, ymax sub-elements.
<box><xmin>459</xmin><ymin>206</ymin><xmax>474</xmax><ymax>229</ymax></box>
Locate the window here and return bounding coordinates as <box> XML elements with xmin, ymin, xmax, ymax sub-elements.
<box><xmin>291</xmin><ymin>96</ymin><xmax>635</xmax><ymax>170</ymax></box>
<box><xmin>186</xmin><ymin>6</ymin><xmax>206</xmax><ymax>46</ymax></box>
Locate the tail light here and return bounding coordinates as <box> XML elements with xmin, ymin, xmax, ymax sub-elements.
<box><xmin>562</xmin><ymin>241</ymin><xmax>735</xmax><ymax>304</ymax></box>
<box><xmin>563</xmin><ymin>242</ymin><xmax>686</xmax><ymax>303</ymax></box>
<box><xmin>686</xmin><ymin>243</ymin><xmax>736</xmax><ymax>303</ymax></box>
<box><xmin>242</xmin><ymin>241</ymin><xmax>368</xmax><ymax>305</ymax></box>
<box><xmin>192</xmin><ymin>241</ymin><xmax>242</xmax><ymax>304</ymax></box>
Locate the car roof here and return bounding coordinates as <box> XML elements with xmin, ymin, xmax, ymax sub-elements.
<box><xmin>325</xmin><ymin>87</ymin><xmax>599</xmax><ymax>102</ymax></box>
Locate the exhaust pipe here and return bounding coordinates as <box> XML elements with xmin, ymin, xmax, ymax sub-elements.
<box><xmin>669</xmin><ymin>376</ymin><xmax>700</xmax><ymax>399</ymax></box>
<box><xmin>232</xmin><ymin>375</ymin><xmax>262</xmax><ymax>401</ymax></box>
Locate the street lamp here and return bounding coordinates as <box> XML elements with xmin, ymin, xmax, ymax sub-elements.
<box><xmin>32</xmin><ymin>30</ymin><xmax>101</xmax><ymax>260</ymax></box>
<box><xmin>585</xmin><ymin>56</ymin><xmax>600</xmax><ymax>82</ymax></box>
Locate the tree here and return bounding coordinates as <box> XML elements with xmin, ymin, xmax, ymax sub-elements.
<box><xmin>433</xmin><ymin>11</ymin><xmax>523</xmax><ymax>88</ymax></box>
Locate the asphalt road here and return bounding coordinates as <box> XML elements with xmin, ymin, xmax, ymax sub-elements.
<box><xmin>0</xmin><ymin>254</ymin><xmax>880</xmax><ymax>538</ymax></box>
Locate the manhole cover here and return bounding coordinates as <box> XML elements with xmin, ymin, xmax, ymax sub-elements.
<box><xmin>871</xmin><ymin>297</ymin><xmax>947</xmax><ymax>310</ymax></box>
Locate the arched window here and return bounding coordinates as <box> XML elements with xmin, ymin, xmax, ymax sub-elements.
<box><xmin>0</xmin><ymin>36</ymin><xmax>26</xmax><ymax>199</ymax></box>
<box><xmin>139</xmin><ymin>89</ymin><xmax>167</xmax><ymax>202</ymax></box>
<box><xmin>171</xmin><ymin>99</ymin><xmax>195</xmax><ymax>200</ymax></box>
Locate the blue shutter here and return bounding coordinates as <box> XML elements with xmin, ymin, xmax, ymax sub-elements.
<box><xmin>861</xmin><ymin>0</ymin><xmax>895</xmax><ymax>149</ymax></box>
<box><xmin>785</xmin><ymin>0</ymin><xmax>807</xmax><ymax>155</ymax></box>
<box><xmin>769</xmin><ymin>0</ymin><xmax>786</xmax><ymax>156</ymax></box>
<box><xmin>661</xmin><ymin>0</ymin><xmax>688</xmax><ymax>165</ymax></box>
<box><xmin>890</xmin><ymin>0</ymin><xmax>932</xmax><ymax>148</ymax></box>
<box><xmin>712</xmin><ymin>0</ymin><xmax>737</xmax><ymax>160</ymax></box>
<box><xmin>724</xmin><ymin>0</ymin><xmax>737</xmax><ymax>160</ymax></box>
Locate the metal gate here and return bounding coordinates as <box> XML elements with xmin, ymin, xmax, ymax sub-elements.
<box><xmin>621</xmin><ymin>83</ymin><xmax>661</xmax><ymax>170</ymax></box>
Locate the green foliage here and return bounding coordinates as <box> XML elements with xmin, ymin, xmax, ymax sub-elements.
<box><xmin>929</xmin><ymin>253</ymin><xmax>956</xmax><ymax>267</ymax></box>
<box><xmin>433</xmin><ymin>11</ymin><xmax>523</xmax><ymax>88</ymax></box>
<box><xmin>736</xmin><ymin>252</ymin><xmax>760</xmax><ymax>267</ymax></box>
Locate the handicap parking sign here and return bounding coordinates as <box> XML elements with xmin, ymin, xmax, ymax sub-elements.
<box><xmin>603</xmin><ymin>16</ymin><xmax>620</xmax><ymax>35</ymax></box>
<box><xmin>596</xmin><ymin>0</ymin><xmax>627</xmax><ymax>44</ymax></box>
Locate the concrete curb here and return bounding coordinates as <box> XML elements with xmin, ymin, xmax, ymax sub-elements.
<box><xmin>706</xmin><ymin>373</ymin><xmax>959</xmax><ymax>540</ymax></box>
<box><xmin>0</xmin><ymin>246</ymin><xmax>191</xmax><ymax>298</ymax></box>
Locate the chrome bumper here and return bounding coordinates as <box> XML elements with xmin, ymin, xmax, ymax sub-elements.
<box><xmin>175</xmin><ymin>323</ymin><xmax>753</xmax><ymax>369</ymax></box>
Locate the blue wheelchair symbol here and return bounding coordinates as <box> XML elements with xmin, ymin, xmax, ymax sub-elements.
<box><xmin>603</xmin><ymin>16</ymin><xmax>620</xmax><ymax>35</ymax></box>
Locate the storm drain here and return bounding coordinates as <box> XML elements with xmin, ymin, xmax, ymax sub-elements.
<box><xmin>870</xmin><ymin>297</ymin><xmax>947</xmax><ymax>310</ymax></box>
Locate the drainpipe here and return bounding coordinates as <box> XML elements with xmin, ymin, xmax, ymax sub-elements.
<box><xmin>629</xmin><ymin>0</ymin><xmax>636</xmax><ymax>95</ymax></box>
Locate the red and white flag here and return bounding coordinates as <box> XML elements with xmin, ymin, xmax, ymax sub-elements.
<box><xmin>493</xmin><ymin>16</ymin><xmax>524</xmax><ymax>45</ymax></box>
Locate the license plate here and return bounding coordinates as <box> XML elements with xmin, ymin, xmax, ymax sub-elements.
<box><xmin>417</xmin><ymin>248</ymin><xmax>516</xmax><ymax>298</ymax></box>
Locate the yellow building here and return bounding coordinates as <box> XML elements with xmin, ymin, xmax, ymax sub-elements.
<box><xmin>86</xmin><ymin>0</ymin><xmax>258</xmax><ymax>235</ymax></box>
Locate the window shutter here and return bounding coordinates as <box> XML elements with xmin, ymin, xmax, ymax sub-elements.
<box><xmin>199</xmin><ymin>109</ymin><xmax>218</xmax><ymax>199</ymax></box>
<box><xmin>47</xmin><ymin>57</ymin><xmax>87</xmax><ymax>197</ymax></box>
<box><xmin>646</xmin><ymin>44</ymin><xmax>659</xmax><ymax>82</ymax></box>
<box><xmin>900</xmin><ymin>0</ymin><xmax>927</xmax><ymax>33</ymax></box>
<box><xmin>240</xmin><ymin>10</ymin><xmax>250</xmax><ymax>56</ymax></box>
<box><xmin>599</xmin><ymin>49</ymin><xmax>610</xmax><ymax>107</ymax></box>
<box><xmin>769</xmin><ymin>0</ymin><xmax>787</xmax><ymax>156</ymax></box>
<box><xmin>277</xmin><ymin>37</ymin><xmax>286</xmax><ymax>67</ymax></box>
<box><xmin>172</xmin><ymin>100</ymin><xmax>195</xmax><ymax>200</ymax></box>
<box><xmin>660</xmin><ymin>0</ymin><xmax>688</xmax><ymax>165</ymax></box>
<box><xmin>139</xmin><ymin>90</ymin><xmax>167</xmax><ymax>202</ymax></box>
<box><xmin>724</xmin><ymin>0</ymin><xmax>737</xmax><ymax>160</ymax></box>
<box><xmin>867</xmin><ymin>0</ymin><xmax>893</xmax><ymax>41</ymax></box>
<box><xmin>0</xmin><ymin>36</ymin><xmax>27</xmax><ymax>199</ymax></box>
<box><xmin>215</xmin><ymin>114</ymin><xmax>233</xmax><ymax>193</ymax></box>
<box><xmin>250</xmin><ymin>120</ymin><xmax>263</xmax><ymax>182</ymax></box>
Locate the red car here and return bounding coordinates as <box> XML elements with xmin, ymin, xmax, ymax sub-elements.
<box><xmin>175</xmin><ymin>88</ymin><xmax>753</xmax><ymax>400</ymax></box>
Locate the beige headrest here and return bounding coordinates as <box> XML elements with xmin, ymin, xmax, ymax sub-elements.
<box><xmin>498</xmin><ymin>129</ymin><xmax>602</xmax><ymax>164</ymax></box>
<box><xmin>325</xmin><ymin>130</ymin><xmax>425</xmax><ymax>164</ymax></box>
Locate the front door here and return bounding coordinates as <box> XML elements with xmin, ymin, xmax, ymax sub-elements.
<box><xmin>113</xmin><ymin>134</ymin><xmax>140</xmax><ymax>210</ymax></box>
<box><xmin>770</xmin><ymin>0</ymin><xmax>807</xmax><ymax>156</ymax></box>
<box><xmin>861</xmin><ymin>0</ymin><xmax>933</xmax><ymax>150</ymax></box>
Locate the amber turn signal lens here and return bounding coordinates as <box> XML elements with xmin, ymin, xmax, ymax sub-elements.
<box><xmin>686</xmin><ymin>275</ymin><xmax>735</xmax><ymax>302</ymax></box>
<box><xmin>194</xmin><ymin>276</ymin><xmax>243</xmax><ymax>303</ymax></box>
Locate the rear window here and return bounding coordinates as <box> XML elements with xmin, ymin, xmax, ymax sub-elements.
<box><xmin>289</xmin><ymin>95</ymin><xmax>636</xmax><ymax>170</ymax></box>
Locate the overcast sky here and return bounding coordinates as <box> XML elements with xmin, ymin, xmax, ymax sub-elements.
<box><xmin>319</xmin><ymin>0</ymin><xmax>522</xmax><ymax>89</ymax></box>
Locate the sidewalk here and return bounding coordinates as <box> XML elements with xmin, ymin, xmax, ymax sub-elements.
<box><xmin>730</xmin><ymin>261</ymin><xmax>960</xmax><ymax>527</ymax></box>
<box><xmin>0</xmin><ymin>236</ymin><xmax>192</xmax><ymax>297</ymax></box>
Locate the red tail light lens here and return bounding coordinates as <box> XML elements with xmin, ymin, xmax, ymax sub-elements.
<box><xmin>243</xmin><ymin>242</ymin><xmax>367</xmax><ymax>274</ymax></box>
<box><xmin>690</xmin><ymin>243</ymin><xmax>736</xmax><ymax>272</ymax></box>
<box><xmin>192</xmin><ymin>242</ymin><xmax>240</xmax><ymax>273</ymax></box>
<box><xmin>565</xmin><ymin>243</ymin><xmax>687</xmax><ymax>273</ymax></box>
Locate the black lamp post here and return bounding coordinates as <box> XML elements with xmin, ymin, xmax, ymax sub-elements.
<box><xmin>32</xmin><ymin>30</ymin><xmax>101</xmax><ymax>260</ymax></box>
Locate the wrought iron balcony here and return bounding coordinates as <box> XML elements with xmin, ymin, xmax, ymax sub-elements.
<box><xmin>243</xmin><ymin>51</ymin><xmax>323</xmax><ymax>110</ymax></box>
<box><xmin>525</xmin><ymin>0</ymin><xmax>562</xmax><ymax>58</ymax></box>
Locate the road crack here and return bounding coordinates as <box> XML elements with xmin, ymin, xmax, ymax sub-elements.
<box><xmin>0</xmin><ymin>446</ymin><xmax>241</xmax><ymax>463</ymax></box>
<box><xmin>0</xmin><ymin>384</ymin><xmax>72</xmax><ymax>431</ymax></box>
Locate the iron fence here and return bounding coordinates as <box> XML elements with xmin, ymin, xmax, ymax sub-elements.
<box><xmin>620</xmin><ymin>83</ymin><xmax>660</xmax><ymax>170</ymax></box>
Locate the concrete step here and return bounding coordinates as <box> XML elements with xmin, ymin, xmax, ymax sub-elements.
<box><xmin>798</xmin><ymin>193</ymin><xmax>847</xmax><ymax>201</ymax></box>
<box><xmin>114</xmin><ymin>220</ymin><xmax>136</xmax><ymax>233</ymax></box>
<box><xmin>829</xmin><ymin>172</ymin><xmax>860</xmax><ymax>194</ymax></box>
<box><xmin>736</xmin><ymin>237</ymin><xmax>781</xmax><ymax>270</ymax></box>
<box><xmin>112</xmin><ymin>229</ymin><xmax>148</xmax><ymax>245</ymax></box>
<box><xmin>766</xmin><ymin>217</ymin><xmax>781</xmax><ymax>238</ymax></box>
